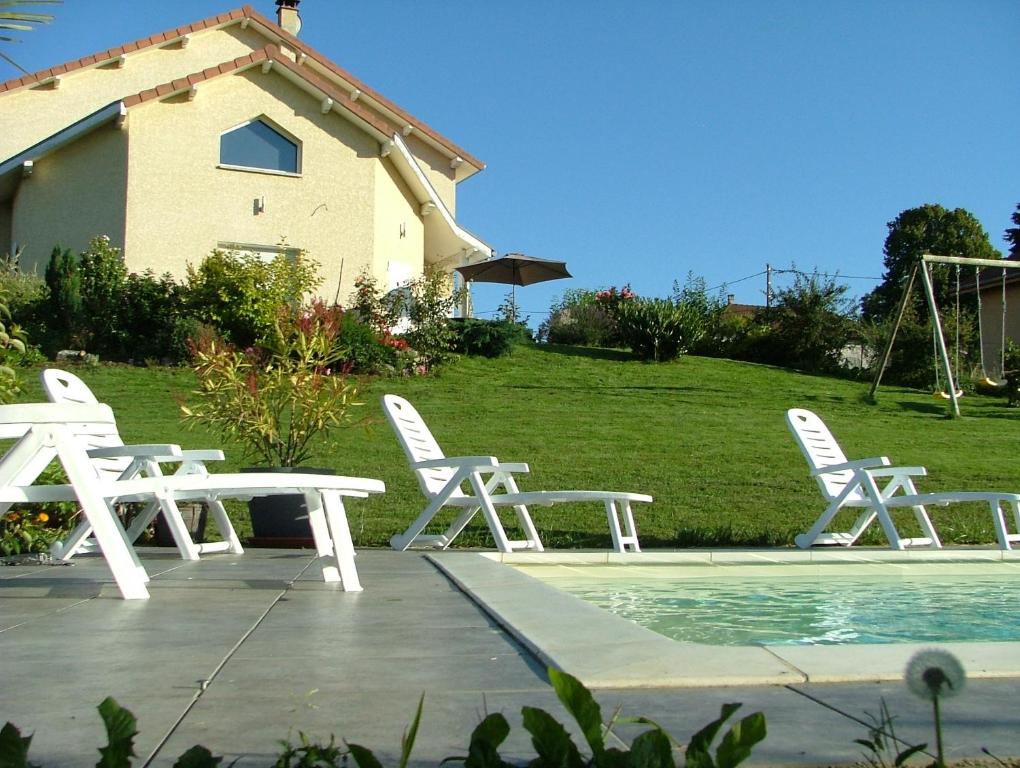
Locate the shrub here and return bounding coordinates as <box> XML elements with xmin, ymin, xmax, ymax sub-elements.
<box><xmin>78</xmin><ymin>235</ymin><xmax>129</xmax><ymax>357</ymax></box>
<box><xmin>121</xmin><ymin>270</ymin><xmax>196</xmax><ymax>364</ymax></box>
<box><xmin>707</xmin><ymin>312</ymin><xmax>772</xmax><ymax>362</ymax></box>
<box><xmin>185</xmin><ymin>249</ymin><xmax>321</xmax><ymax>347</ymax></box>
<box><xmin>348</xmin><ymin>272</ymin><xmax>402</xmax><ymax>334</ymax></box>
<box><xmin>753</xmin><ymin>270</ymin><xmax>860</xmax><ymax>375</ymax></box>
<box><xmin>539</xmin><ymin>288</ymin><xmax>626</xmax><ymax>347</ymax></box>
<box><xmin>182</xmin><ymin>300</ymin><xmax>360</xmax><ymax>468</ymax></box>
<box><xmin>672</xmin><ymin>275</ymin><xmax>728</xmax><ymax>356</ymax></box>
<box><xmin>333</xmin><ymin>311</ymin><xmax>394</xmax><ymax>373</ymax></box>
<box><xmin>1</xmin><ymin>466</ymin><xmax>79</xmax><ymax>556</ymax></box>
<box><xmin>542</xmin><ymin>302</ymin><xmax>619</xmax><ymax>346</ymax></box>
<box><xmin>617</xmin><ymin>297</ymin><xmax>706</xmax><ymax>362</ymax></box>
<box><xmin>403</xmin><ymin>267</ymin><xmax>460</xmax><ymax>372</ymax></box>
<box><xmin>0</xmin><ymin>249</ymin><xmax>47</xmax><ymax>326</ymax></box>
<box><xmin>44</xmin><ymin>244</ymin><xmax>82</xmax><ymax>349</ymax></box>
<box><xmin>451</xmin><ymin>318</ymin><xmax>529</xmax><ymax>357</ymax></box>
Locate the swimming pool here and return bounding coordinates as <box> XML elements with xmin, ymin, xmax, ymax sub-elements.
<box><xmin>517</xmin><ymin>567</ymin><xmax>1020</xmax><ymax>645</ymax></box>
<box><xmin>431</xmin><ymin>551</ymin><xmax>1020</xmax><ymax>688</ymax></box>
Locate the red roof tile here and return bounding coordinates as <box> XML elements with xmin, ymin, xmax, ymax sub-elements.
<box><xmin>0</xmin><ymin>5</ymin><xmax>482</xmax><ymax>170</ymax></box>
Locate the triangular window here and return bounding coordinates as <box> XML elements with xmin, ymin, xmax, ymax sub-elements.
<box><xmin>219</xmin><ymin>119</ymin><xmax>299</xmax><ymax>174</ymax></box>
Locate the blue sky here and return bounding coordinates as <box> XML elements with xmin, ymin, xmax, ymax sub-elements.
<box><xmin>3</xmin><ymin>1</ymin><xmax>1018</xmax><ymax>324</ymax></box>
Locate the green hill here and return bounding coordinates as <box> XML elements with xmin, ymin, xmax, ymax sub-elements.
<box><xmin>20</xmin><ymin>345</ymin><xmax>1020</xmax><ymax>549</ymax></box>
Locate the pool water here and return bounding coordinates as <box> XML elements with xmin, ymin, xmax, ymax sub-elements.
<box><xmin>520</xmin><ymin>566</ymin><xmax>1020</xmax><ymax>646</ymax></box>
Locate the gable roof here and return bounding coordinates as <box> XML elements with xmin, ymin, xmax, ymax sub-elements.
<box><xmin>0</xmin><ymin>43</ymin><xmax>493</xmax><ymax>260</ymax></box>
<box><xmin>0</xmin><ymin>4</ymin><xmax>484</xmax><ymax>179</ymax></box>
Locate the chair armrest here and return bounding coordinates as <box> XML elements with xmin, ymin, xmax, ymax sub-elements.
<box><xmin>494</xmin><ymin>462</ymin><xmax>530</xmax><ymax>474</ymax></box>
<box><xmin>412</xmin><ymin>456</ymin><xmax>500</xmax><ymax>471</ymax></box>
<box><xmin>865</xmin><ymin>466</ymin><xmax>927</xmax><ymax>478</ymax></box>
<box><xmin>810</xmin><ymin>456</ymin><xmax>890</xmax><ymax>476</ymax></box>
<box><xmin>179</xmin><ymin>449</ymin><xmax>225</xmax><ymax>462</ymax></box>
<box><xmin>87</xmin><ymin>444</ymin><xmax>183</xmax><ymax>459</ymax></box>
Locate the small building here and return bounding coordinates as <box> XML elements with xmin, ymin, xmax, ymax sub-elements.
<box><xmin>965</xmin><ymin>264</ymin><xmax>1020</xmax><ymax>381</ymax></box>
<box><xmin>0</xmin><ymin>1</ymin><xmax>492</xmax><ymax>303</ymax></box>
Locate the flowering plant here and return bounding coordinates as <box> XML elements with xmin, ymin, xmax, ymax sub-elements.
<box><xmin>181</xmin><ymin>300</ymin><xmax>360</xmax><ymax>467</ymax></box>
<box><xmin>595</xmin><ymin>284</ymin><xmax>637</xmax><ymax>308</ymax></box>
<box><xmin>0</xmin><ymin>466</ymin><xmax>79</xmax><ymax>556</ymax></box>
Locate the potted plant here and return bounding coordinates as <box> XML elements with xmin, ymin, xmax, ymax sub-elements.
<box><xmin>181</xmin><ymin>299</ymin><xmax>360</xmax><ymax>546</ymax></box>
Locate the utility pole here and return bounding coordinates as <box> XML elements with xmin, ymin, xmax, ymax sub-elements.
<box><xmin>765</xmin><ymin>263</ymin><xmax>773</xmax><ymax>307</ymax></box>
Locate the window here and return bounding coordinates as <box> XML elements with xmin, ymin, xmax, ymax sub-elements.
<box><xmin>219</xmin><ymin>119</ymin><xmax>299</xmax><ymax>174</ymax></box>
<box><xmin>217</xmin><ymin>242</ymin><xmax>301</xmax><ymax>264</ymax></box>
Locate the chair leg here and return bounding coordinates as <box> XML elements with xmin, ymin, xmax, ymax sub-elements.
<box><xmin>389</xmin><ymin>481</ymin><xmax>467</xmax><ymax>550</ymax></box>
<box><xmin>124</xmin><ymin>500</ymin><xmax>161</xmax><ymax>543</ymax></box>
<box><xmin>55</xmin><ymin>439</ymin><xmax>149</xmax><ymax>599</ymax></box>
<box><xmin>794</xmin><ymin>499</ymin><xmax>853</xmax><ymax>548</ymax></box>
<box><xmin>497</xmin><ymin>474</ymin><xmax>542</xmax><ymax>551</ymax></box>
<box><xmin>305</xmin><ymin>491</ymin><xmax>340</xmax><ymax>583</ymax></box>
<box><xmin>908</xmin><ymin>503</ymin><xmax>941</xmax><ymax>548</ymax></box>
<box><xmin>322</xmin><ymin>492</ymin><xmax>362</xmax><ymax>592</ymax></box>
<box><xmin>606</xmin><ymin>499</ymin><xmax>640</xmax><ymax>553</ymax></box>
<box><xmin>990</xmin><ymin>499</ymin><xmax>1013</xmax><ymax>550</ymax></box>
<box><xmin>200</xmin><ymin>499</ymin><xmax>244</xmax><ymax>555</ymax></box>
<box><xmin>440</xmin><ymin>506</ymin><xmax>483</xmax><ymax>547</ymax></box>
<box><xmin>52</xmin><ymin>517</ymin><xmax>97</xmax><ymax>559</ymax></box>
<box><xmin>154</xmin><ymin>495</ymin><xmax>201</xmax><ymax>561</ymax></box>
<box><xmin>468</xmin><ymin>471</ymin><xmax>514</xmax><ymax>552</ymax></box>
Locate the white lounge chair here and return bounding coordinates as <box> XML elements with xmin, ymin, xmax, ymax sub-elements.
<box><xmin>787</xmin><ymin>407</ymin><xmax>1020</xmax><ymax>550</ymax></box>
<box><xmin>41</xmin><ymin>368</ymin><xmax>243</xmax><ymax>561</ymax></box>
<box><xmin>382</xmin><ymin>394</ymin><xmax>652</xmax><ymax>553</ymax></box>
<box><xmin>0</xmin><ymin>401</ymin><xmax>384</xmax><ymax>598</ymax></box>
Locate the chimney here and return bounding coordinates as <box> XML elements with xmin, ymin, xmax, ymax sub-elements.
<box><xmin>275</xmin><ymin>0</ymin><xmax>302</xmax><ymax>37</ymax></box>
<box><xmin>727</xmin><ymin>294</ymin><xmax>735</xmax><ymax>305</ymax></box>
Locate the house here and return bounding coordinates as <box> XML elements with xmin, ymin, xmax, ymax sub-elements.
<box><xmin>0</xmin><ymin>1</ymin><xmax>492</xmax><ymax>305</ymax></box>
<box><xmin>963</xmin><ymin>263</ymin><xmax>1020</xmax><ymax>381</ymax></box>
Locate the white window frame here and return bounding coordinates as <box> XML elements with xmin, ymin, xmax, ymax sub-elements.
<box><xmin>217</xmin><ymin>116</ymin><xmax>302</xmax><ymax>176</ymax></box>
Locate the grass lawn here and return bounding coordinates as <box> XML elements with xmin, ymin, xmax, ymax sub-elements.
<box><xmin>17</xmin><ymin>344</ymin><xmax>1020</xmax><ymax>549</ymax></box>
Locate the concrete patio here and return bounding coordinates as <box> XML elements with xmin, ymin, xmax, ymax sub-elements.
<box><xmin>1</xmin><ymin>548</ymin><xmax>1017</xmax><ymax>767</ymax></box>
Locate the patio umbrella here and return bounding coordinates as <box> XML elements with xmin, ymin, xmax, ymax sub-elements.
<box><xmin>455</xmin><ymin>253</ymin><xmax>572</xmax><ymax>317</ymax></box>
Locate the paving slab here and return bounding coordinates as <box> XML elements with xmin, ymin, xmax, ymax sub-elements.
<box><xmin>1</xmin><ymin>547</ymin><xmax>1017</xmax><ymax>768</ymax></box>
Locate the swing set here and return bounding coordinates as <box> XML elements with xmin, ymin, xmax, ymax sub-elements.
<box><xmin>870</xmin><ymin>253</ymin><xmax>1019</xmax><ymax>417</ymax></box>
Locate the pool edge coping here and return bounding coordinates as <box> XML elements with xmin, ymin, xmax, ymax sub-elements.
<box><xmin>428</xmin><ymin>550</ymin><xmax>1020</xmax><ymax>689</ymax></box>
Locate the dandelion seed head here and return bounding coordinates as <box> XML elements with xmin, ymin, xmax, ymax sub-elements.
<box><xmin>905</xmin><ymin>649</ymin><xmax>966</xmax><ymax>701</ymax></box>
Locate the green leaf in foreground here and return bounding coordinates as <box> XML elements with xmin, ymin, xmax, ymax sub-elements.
<box><xmin>521</xmin><ymin>705</ymin><xmax>584</xmax><ymax>768</ymax></box>
<box><xmin>172</xmin><ymin>745</ymin><xmax>222</xmax><ymax>768</ymax></box>
<box><xmin>548</xmin><ymin>668</ymin><xmax>605</xmax><ymax>758</ymax></box>
<box><xmin>0</xmin><ymin>721</ymin><xmax>36</xmax><ymax>768</ymax></box>
<box><xmin>96</xmin><ymin>697</ymin><xmax>138</xmax><ymax>768</ymax></box>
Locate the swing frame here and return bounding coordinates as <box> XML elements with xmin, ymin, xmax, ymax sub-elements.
<box><xmin>870</xmin><ymin>254</ymin><xmax>1020</xmax><ymax>417</ymax></box>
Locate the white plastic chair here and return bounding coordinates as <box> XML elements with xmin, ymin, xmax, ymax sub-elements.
<box><xmin>787</xmin><ymin>407</ymin><xmax>1020</xmax><ymax>550</ymax></box>
<box><xmin>382</xmin><ymin>394</ymin><xmax>652</xmax><ymax>553</ymax></box>
<box><xmin>0</xmin><ymin>400</ymin><xmax>384</xmax><ymax>597</ymax></box>
<box><xmin>0</xmin><ymin>402</ymin><xmax>163</xmax><ymax>599</ymax></box>
<box><xmin>41</xmin><ymin>368</ymin><xmax>242</xmax><ymax>561</ymax></box>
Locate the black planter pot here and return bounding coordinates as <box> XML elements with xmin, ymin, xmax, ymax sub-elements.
<box><xmin>242</xmin><ymin>467</ymin><xmax>335</xmax><ymax>548</ymax></box>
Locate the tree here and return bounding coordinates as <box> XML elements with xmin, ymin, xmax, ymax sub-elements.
<box><xmin>0</xmin><ymin>0</ymin><xmax>60</xmax><ymax>74</ymax></box>
<box><xmin>861</xmin><ymin>204</ymin><xmax>1001</xmax><ymax>322</ymax></box>
<box><xmin>1006</xmin><ymin>203</ymin><xmax>1020</xmax><ymax>261</ymax></box>
<box><xmin>756</xmin><ymin>269</ymin><xmax>858</xmax><ymax>373</ymax></box>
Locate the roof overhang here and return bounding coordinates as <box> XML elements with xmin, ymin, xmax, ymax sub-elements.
<box><xmin>385</xmin><ymin>133</ymin><xmax>492</xmax><ymax>266</ymax></box>
<box><xmin>0</xmin><ymin>5</ymin><xmax>486</xmax><ymax>183</ymax></box>
<box><xmin>0</xmin><ymin>101</ymin><xmax>123</xmax><ymax>201</ymax></box>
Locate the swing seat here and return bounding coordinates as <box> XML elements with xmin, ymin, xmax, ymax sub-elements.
<box><xmin>934</xmin><ymin>389</ymin><xmax>964</xmax><ymax>400</ymax></box>
<box><xmin>977</xmin><ymin>377</ymin><xmax>1005</xmax><ymax>390</ymax></box>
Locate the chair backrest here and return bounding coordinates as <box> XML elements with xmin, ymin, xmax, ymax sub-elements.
<box><xmin>0</xmin><ymin>402</ymin><xmax>117</xmax><ymax>489</ymax></box>
<box><xmin>381</xmin><ymin>394</ymin><xmax>457</xmax><ymax>497</ymax></box>
<box><xmin>41</xmin><ymin>369</ymin><xmax>129</xmax><ymax>480</ymax></box>
<box><xmin>785</xmin><ymin>408</ymin><xmax>863</xmax><ymax>502</ymax></box>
